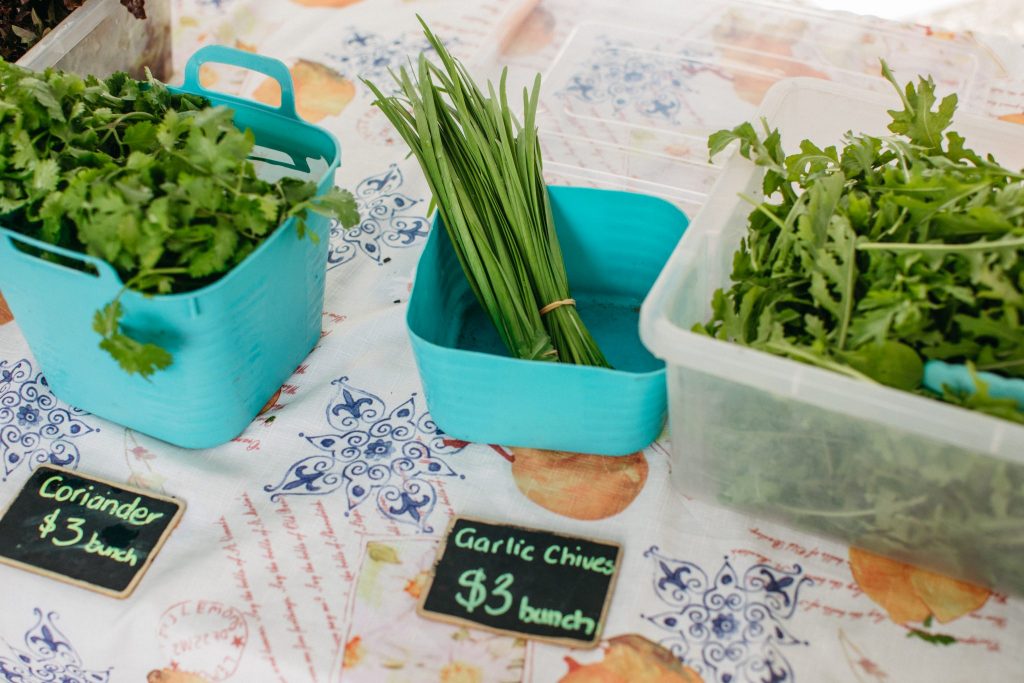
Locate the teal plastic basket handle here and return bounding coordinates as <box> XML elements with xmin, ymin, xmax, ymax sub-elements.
<box><xmin>0</xmin><ymin>229</ymin><xmax>124</xmax><ymax>291</ymax></box>
<box><xmin>182</xmin><ymin>45</ymin><xmax>299</xmax><ymax>120</ymax></box>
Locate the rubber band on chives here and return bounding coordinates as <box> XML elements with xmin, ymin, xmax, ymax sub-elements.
<box><xmin>539</xmin><ymin>298</ymin><xmax>576</xmax><ymax>316</ymax></box>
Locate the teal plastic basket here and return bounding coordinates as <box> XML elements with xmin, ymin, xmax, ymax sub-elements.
<box><xmin>0</xmin><ymin>46</ymin><xmax>341</xmax><ymax>448</ymax></box>
<box><xmin>407</xmin><ymin>186</ymin><xmax>688</xmax><ymax>456</ymax></box>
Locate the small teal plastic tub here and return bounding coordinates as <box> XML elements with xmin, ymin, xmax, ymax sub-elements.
<box><xmin>407</xmin><ymin>186</ymin><xmax>688</xmax><ymax>456</ymax></box>
<box><xmin>0</xmin><ymin>46</ymin><xmax>341</xmax><ymax>448</ymax></box>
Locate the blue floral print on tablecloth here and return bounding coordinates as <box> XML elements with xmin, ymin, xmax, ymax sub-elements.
<box><xmin>326</xmin><ymin>29</ymin><xmax>435</xmax><ymax>93</ymax></box>
<box><xmin>264</xmin><ymin>376</ymin><xmax>465</xmax><ymax>533</ymax></box>
<box><xmin>643</xmin><ymin>546</ymin><xmax>811</xmax><ymax>683</ymax></box>
<box><xmin>328</xmin><ymin>163</ymin><xmax>430</xmax><ymax>268</ymax></box>
<box><xmin>0</xmin><ymin>359</ymin><xmax>96</xmax><ymax>482</ymax></box>
<box><xmin>0</xmin><ymin>609</ymin><xmax>110</xmax><ymax>682</ymax></box>
<box><xmin>558</xmin><ymin>36</ymin><xmax>726</xmax><ymax>124</ymax></box>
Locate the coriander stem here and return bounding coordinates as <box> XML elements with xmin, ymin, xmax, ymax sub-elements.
<box><xmin>169</xmin><ymin>152</ymin><xmax>238</xmax><ymax>194</ymax></box>
<box><xmin>97</xmin><ymin>112</ymin><xmax>153</xmax><ymax>146</ymax></box>
<box><xmin>123</xmin><ymin>267</ymin><xmax>191</xmax><ymax>293</ymax></box>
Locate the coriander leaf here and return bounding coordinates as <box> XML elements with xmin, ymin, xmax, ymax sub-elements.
<box><xmin>29</xmin><ymin>159</ymin><xmax>59</xmax><ymax>193</ymax></box>
<box><xmin>257</xmin><ymin>195</ymin><xmax>280</xmax><ymax>223</ymax></box>
<box><xmin>123</xmin><ymin>121</ymin><xmax>157</xmax><ymax>150</ymax></box>
<box><xmin>20</xmin><ymin>76</ymin><xmax>65</xmax><ymax>122</ymax></box>
<box><xmin>98</xmin><ymin>333</ymin><xmax>174</xmax><ymax>377</ymax></box>
<box><xmin>92</xmin><ymin>301</ymin><xmax>173</xmax><ymax>378</ymax></box>
<box><xmin>307</xmin><ymin>187</ymin><xmax>360</xmax><ymax>227</ymax></box>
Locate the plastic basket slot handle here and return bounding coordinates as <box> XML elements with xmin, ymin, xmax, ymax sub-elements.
<box><xmin>182</xmin><ymin>44</ymin><xmax>299</xmax><ymax>120</ymax></box>
<box><xmin>0</xmin><ymin>229</ymin><xmax>122</xmax><ymax>291</ymax></box>
<box><xmin>249</xmin><ymin>146</ymin><xmax>311</xmax><ymax>175</ymax></box>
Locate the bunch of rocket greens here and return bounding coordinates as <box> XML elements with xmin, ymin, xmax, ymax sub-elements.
<box><xmin>0</xmin><ymin>59</ymin><xmax>359</xmax><ymax>376</ymax></box>
<box><xmin>364</xmin><ymin>19</ymin><xmax>609</xmax><ymax>368</ymax></box>
<box><xmin>693</xmin><ymin>63</ymin><xmax>1024</xmax><ymax>594</ymax></box>
<box><xmin>699</xmin><ymin>61</ymin><xmax>1024</xmax><ymax>424</ymax></box>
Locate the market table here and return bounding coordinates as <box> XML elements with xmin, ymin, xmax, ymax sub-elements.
<box><xmin>1</xmin><ymin>0</ymin><xmax>1023</xmax><ymax>681</ymax></box>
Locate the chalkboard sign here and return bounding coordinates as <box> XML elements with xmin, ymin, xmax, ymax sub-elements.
<box><xmin>419</xmin><ymin>517</ymin><xmax>621</xmax><ymax>647</ymax></box>
<box><xmin>0</xmin><ymin>465</ymin><xmax>184</xmax><ymax>598</ymax></box>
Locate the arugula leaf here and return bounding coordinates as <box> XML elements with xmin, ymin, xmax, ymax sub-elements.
<box><xmin>703</xmin><ymin>59</ymin><xmax>1024</xmax><ymax>425</ymax></box>
<box><xmin>710</xmin><ymin>119</ymin><xmax>792</xmax><ymax>199</ymax></box>
<box><xmin>881</xmin><ymin>59</ymin><xmax>956</xmax><ymax>151</ymax></box>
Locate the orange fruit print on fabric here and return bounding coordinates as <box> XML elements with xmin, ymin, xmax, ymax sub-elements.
<box><xmin>509</xmin><ymin>447</ymin><xmax>649</xmax><ymax>521</ymax></box>
<box><xmin>254</xmin><ymin>60</ymin><xmax>355</xmax><ymax>123</ymax></box>
<box><xmin>560</xmin><ymin>634</ymin><xmax>704</xmax><ymax>683</ymax></box>
<box><xmin>849</xmin><ymin>547</ymin><xmax>990</xmax><ymax>625</ymax></box>
<box><xmin>0</xmin><ymin>290</ymin><xmax>12</xmax><ymax>325</ymax></box>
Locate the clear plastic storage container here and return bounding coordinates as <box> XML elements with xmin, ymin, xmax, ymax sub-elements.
<box><xmin>16</xmin><ymin>0</ymin><xmax>171</xmax><ymax>80</ymax></box>
<box><xmin>639</xmin><ymin>77</ymin><xmax>1024</xmax><ymax>593</ymax></box>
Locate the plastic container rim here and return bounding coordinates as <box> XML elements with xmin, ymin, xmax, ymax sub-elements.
<box><xmin>408</xmin><ymin>326</ymin><xmax>666</xmax><ymax>381</ymax></box>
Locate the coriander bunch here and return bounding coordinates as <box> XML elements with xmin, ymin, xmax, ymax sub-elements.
<box><xmin>0</xmin><ymin>59</ymin><xmax>359</xmax><ymax>376</ymax></box>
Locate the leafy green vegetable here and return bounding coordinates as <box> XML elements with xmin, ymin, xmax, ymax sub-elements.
<box><xmin>0</xmin><ymin>59</ymin><xmax>359</xmax><ymax>376</ymax></box>
<box><xmin>364</xmin><ymin>17</ymin><xmax>609</xmax><ymax>368</ymax></box>
<box><xmin>92</xmin><ymin>301</ymin><xmax>171</xmax><ymax>376</ymax></box>
<box><xmin>700</xmin><ymin>60</ymin><xmax>1024</xmax><ymax>424</ymax></box>
<box><xmin>690</xmin><ymin>62</ymin><xmax>1024</xmax><ymax>596</ymax></box>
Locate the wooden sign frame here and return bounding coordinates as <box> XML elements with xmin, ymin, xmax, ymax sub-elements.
<box><xmin>0</xmin><ymin>465</ymin><xmax>186</xmax><ymax>599</ymax></box>
<box><xmin>417</xmin><ymin>516</ymin><xmax>622</xmax><ymax>649</ymax></box>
